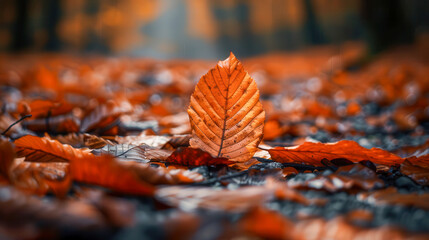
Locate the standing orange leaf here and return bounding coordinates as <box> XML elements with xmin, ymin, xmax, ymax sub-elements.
<box><xmin>188</xmin><ymin>52</ymin><xmax>265</xmax><ymax>162</ymax></box>
<box><xmin>269</xmin><ymin>140</ymin><xmax>403</xmax><ymax>166</ymax></box>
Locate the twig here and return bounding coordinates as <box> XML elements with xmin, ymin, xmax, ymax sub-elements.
<box><xmin>1</xmin><ymin>114</ymin><xmax>32</xmax><ymax>136</ymax></box>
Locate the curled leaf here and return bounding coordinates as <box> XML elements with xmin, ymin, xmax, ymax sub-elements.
<box><xmin>188</xmin><ymin>52</ymin><xmax>265</xmax><ymax>162</ymax></box>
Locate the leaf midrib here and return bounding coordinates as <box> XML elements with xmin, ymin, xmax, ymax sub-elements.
<box><xmin>218</xmin><ymin>65</ymin><xmax>230</xmax><ymax>158</ymax></box>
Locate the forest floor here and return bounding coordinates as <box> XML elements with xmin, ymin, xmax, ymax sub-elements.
<box><xmin>0</xmin><ymin>44</ymin><xmax>428</xmax><ymax>239</ymax></box>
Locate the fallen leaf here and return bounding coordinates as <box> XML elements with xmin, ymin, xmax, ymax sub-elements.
<box><xmin>48</xmin><ymin>133</ymin><xmax>87</xmax><ymax>147</ymax></box>
<box><xmin>400</xmin><ymin>160</ymin><xmax>429</xmax><ymax>185</ymax></box>
<box><xmin>9</xmin><ymin>159</ymin><xmax>71</xmax><ymax>196</ymax></box>
<box><xmin>0</xmin><ymin>186</ymin><xmax>110</xmax><ymax>239</ymax></box>
<box><xmin>75</xmin><ymin>188</ymin><xmax>136</xmax><ymax>227</ymax></box>
<box><xmin>165</xmin><ymin>147</ymin><xmax>233</xmax><ymax>166</ymax></box>
<box><xmin>239</xmin><ymin>207</ymin><xmax>292</xmax><ymax>240</ymax></box>
<box><xmin>15</xmin><ymin>135</ymin><xmax>96</xmax><ymax>163</ymax></box>
<box><xmin>14</xmin><ymin>135</ymin><xmax>155</xmax><ymax>195</ymax></box>
<box><xmin>80</xmin><ymin>100</ymin><xmax>132</xmax><ymax>133</ymax></box>
<box><xmin>282</xmin><ymin>167</ymin><xmax>299</xmax><ymax>177</ymax></box>
<box><xmin>23</xmin><ymin>114</ymin><xmax>80</xmax><ymax>133</ymax></box>
<box><xmin>232</xmin><ymin>158</ymin><xmax>261</xmax><ymax>171</ymax></box>
<box><xmin>0</xmin><ymin>138</ymin><xmax>15</xmax><ymax>177</ymax></box>
<box><xmin>263</xmin><ymin>119</ymin><xmax>286</xmax><ymax>141</ymax></box>
<box><xmin>69</xmin><ymin>155</ymin><xmax>155</xmax><ymax>196</ymax></box>
<box><xmin>188</xmin><ymin>52</ymin><xmax>265</xmax><ymax>162</ymax></box>
<box><xmin>83</xmin><ymin>134</ymin><xmax>117</xmax><ymax>149</ymax></box>
<box><xmin>289</xmin><ymin>164</ymin><xmax>384</xmax><ymax>192</ymax></box>
<box><xmin>155</xmin><ymin>185</ymin><xmax>273</xmax><ymax>212</ymax></box>
<box><xmin>269</xmin><ymin>140</ymin><xmax>403</xmax><ymax>166</ymax></box>
<box><xmin>359</xmin><ymin>187</ymin><xmax>429</xmax><ymax>211</ymax></box>
<box><xmin>292</xmin><ymin>216</ymin><xmax>415</xmax><ymax>240</ymax></box>
<box><xmin>406</xmin><ymin>154</ymin><xmax>429</xmax><ymax>168</ymax></box>
<box><xmin>345</xmin><ymin>209</ymin><xmax>373</xmax><ymax>223</ymax></box>
<box><xmin>162</xmin><ymin>211</ymin><xmax>201</xmax><ymax>240</ymax></box>
<box><xmin>27</xmin><ymin>99</ymin><xmax>73</xmax><ymax>119</ymax></box>
<box><xmin>126</xmin><ymin>161</ymin><xmax>204</xmax><ymax>184</ymax></box>
<box><xmin>161</xmin><ymin>134</ymin><xmax>191</xmax><ymax>150</ymax></box>
<box><xmin>115</xmin><ymin>133</ymin><xmax>170</xmax><ymax>148</ymax></box>
<box><xmin>101</xmin><ymin>144</ymin><xmax>172</xmax><ymax>162</ymax></box>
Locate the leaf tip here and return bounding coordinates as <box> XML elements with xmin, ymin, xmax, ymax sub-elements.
<box><xmin>229</xmin><ymin>51</ymin><xmax>236</xmax><ymax>59</ymax></box>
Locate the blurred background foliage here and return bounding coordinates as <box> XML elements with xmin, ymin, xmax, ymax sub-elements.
<box><xmin>0</xmin><ymin>0</ymin><xmax>428</xmax><ymax>59</ymax></box>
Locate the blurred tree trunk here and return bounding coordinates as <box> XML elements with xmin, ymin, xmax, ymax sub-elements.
<box><xmin>12</xmin><ymin>0</ymin><xmax>29</xmax><ymax>51</ymax></box>
<box><xmin>44</xmin><ymin>0</ymin><xmax>61</xmax><ymax>51</ymax></box>
<box><xmin>361</xmin><ymin>0</ymin><xmax>414</xmax><ymax>54</ymax></box>
<box><xmin>303</xmin><ymin>0</ymin><xmax>325</xmax><ymax>44</ymax></box>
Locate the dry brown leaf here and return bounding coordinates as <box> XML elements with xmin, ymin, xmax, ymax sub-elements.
<box><xmin>9</xmin><ymin>159</ymin><xmax>71</xmax><ymax>196</ymax></box>
<box><xmin>400</xmin><ymin>159</ymin><xmax>429</xmax><ymax>185</ymax></box>
<box><xmin>269</xmin><ymin>140</ymin><xmax>403</xmax><ymax>166</ymax></box>
<box><xmin>83</xmin><ymin>134</ymin><xmax>117</xmax><ymax>149</ymax></box>
<box><xmin>406</xmin><ymin>154</ymin><xmax>429</xmax><ymax>168</ymax></box>
<box><xmin>161</xmin><ymin>134</ymin><xmax>191</xmax><ymax>150</ymax></box>
<box><xmin>50</xmin><ymin>133</ymin><xmax>117</xmax><ymax>149</ymax></box>
<box><xmin>48</xmin><ymin>133</ymin><xmax>87</xmax><ymax>147</ymax></box>
<box><xmin>14</xmin><ymin>135</ymin><xmax>155</xmax><ymax>195</ymax></box>
<box><xmin>80</xmin><ymin>100</ymin><xmax>132</xmax><ymax>133</ymax></box>
<box><xmin>15</xmin><ymin>135</ymin><xmax>95</xmax><ymax>163</ymax></box>
<box><xmin>188</xmin><ymin>52</ymin><xmax>265</xmax><ymax>162</ymax></box>
<box><xmin>1</xmin><ymin>137</ymin><xmax>70</xmax><ymax>196</ymax></box>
